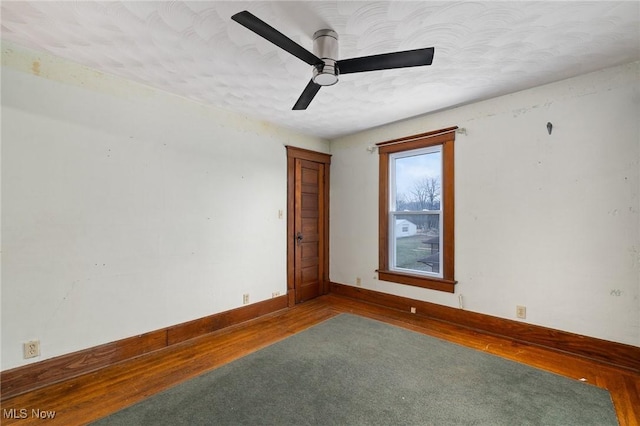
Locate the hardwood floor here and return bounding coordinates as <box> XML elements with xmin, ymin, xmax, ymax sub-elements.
<box><xmin>2</xmin><ymin>294</ymin><xmax>639</xmax><ymax>425</ymax></box>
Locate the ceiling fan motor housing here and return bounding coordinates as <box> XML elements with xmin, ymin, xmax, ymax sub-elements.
<box><xmin>312</xmin><ymin>29</ymin><xmax>339</xmax><ymax>86</ymax></box>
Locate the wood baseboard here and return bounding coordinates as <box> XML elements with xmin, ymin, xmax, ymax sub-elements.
<box><xmin>330</xmin><ymin>282</ymin><xmax>640</xmax><ymax>373</ymax></box>
<box><xmin>0</xmin><ymin>295</ymin><xmax>288</xmax><ymax>400</ymax></box>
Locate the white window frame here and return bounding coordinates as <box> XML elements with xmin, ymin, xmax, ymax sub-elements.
<box><xmin>388</xmin><ymin>146</ymin><xmax>443</xmax><ymax>278</ymax></box>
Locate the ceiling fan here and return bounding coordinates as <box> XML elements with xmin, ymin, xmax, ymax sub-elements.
<box><xmin>231</xmin><ymin>11</ymin><xmax>435</xmax><ymax>110</ymax></box>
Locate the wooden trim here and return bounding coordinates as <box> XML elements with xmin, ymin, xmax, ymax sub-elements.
<box><xmin>287</xmin><ymin>153</ymin><xmax>296</xmax><ymax>307</ymax></box>
<box><xmin>286</xmin><ymin>146</ymin><xmax>331</xmax><ymax>305</ymax></box>
<box><xmin>322</xmin><ymin>162</ymin><xmax>331</xmax><ymax>295</ymax></box>
<box><xmin>378</xmin><ymin>152</ymin><xmax>389</xmax><ymax>271</ymax></box>
<box><xmin>377</xmin><ymin>271</ymin><xmax>456</xmax><ymax>293</ymax></box>
<box><xmin>167</xmin><ymin>296</ymin><xmax>288</xmax><ymax>345</ymax></box>
<box><xmin>378</xmin><ymin>131</ymin><xmax>456</xmax><ymax>154</ymax></box>
<box><xmin>442</xmin><ymin>138</ymin><xmax>455</xmax><ymax>279</ymax></box>
<box><xmin>330</xmin><ymin>282</ymin><xmax>640</xmax><ymax>373</ymax></box>
<box><xmin>378</xmin><ymin>129</ymin><xmax>456</xmax><ymax>291</ymax></box>
<box><xmin>0</xmin><ymin>295</ymin><xmax>288</xmax><ymax>400</ymax></box>
<box><xmin>376</xmin><ymin>126</ymin><xmax>458</xmax><ymax>149</ymax></box>
<box><xmin>285</xmin><ymin>145</ymin><xmax>332</xmax><ymax>164</ymax></box>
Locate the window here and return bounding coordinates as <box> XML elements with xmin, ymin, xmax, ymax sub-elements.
<box><xmin>377</xmin><ymin>127</ymin><xmax>457</xmax><ymax>293</ymax></box>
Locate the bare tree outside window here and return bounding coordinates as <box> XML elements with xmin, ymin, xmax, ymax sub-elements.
<box><xmin>409</xmin><ymin>177</ymin><xmax>440</xmax><ymax>210</ymax></box>
<box><xmin>395</xmin><ymin>192</ymin><xmax>409</xmax><ymax>211</ymax></box>
<box><xmin>401</xmin><ymin>177</ymin><xmax>441</xmax><ymax>231</ymax></box>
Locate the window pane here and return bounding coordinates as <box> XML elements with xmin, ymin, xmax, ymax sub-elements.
<box><xmin>393</xmin><ymin>150</ymin><xmax>441</xmax><ymax>212</ymax></box>
<box><xmin>393</xmin><ymin>213</ymin><xmax>441</xmax><ymax>275</ymax></box>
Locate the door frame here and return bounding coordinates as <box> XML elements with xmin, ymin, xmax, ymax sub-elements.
<box><xmin>286</xmin><ymin>146</ymin><xmax>331</xmax><ymax>307</ymax></box>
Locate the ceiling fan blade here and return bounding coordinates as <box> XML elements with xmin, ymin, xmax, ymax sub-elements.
<box><xmin>232</xmin><ymin>11</ymin><xmax>323</xmax><ymax>67</ymax></box>
<box><xmin>292</xmin><ymin>80</ymin><xmax>321</xmax><ymax>110</ymax></box>
<box><xmin>338</xmin><ymin>47</ymin><xmax>435</xmax><ymax>75</ymax></box>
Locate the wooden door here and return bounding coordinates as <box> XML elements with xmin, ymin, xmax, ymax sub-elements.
<box><xmin>287</xmin><ymin>147</ymin><xmax>331</xmax><ymax>305</ymax></box>
<box><xmin>295</xmin><ymin>159</ymin><xmax>323</xmax><ymax>303</ymax></box>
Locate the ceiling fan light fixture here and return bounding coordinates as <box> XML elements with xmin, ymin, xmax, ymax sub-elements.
<box><xmin>313</xmin><ymin>60</ymin><xmax>338</xmax><ymax>86</ymax></box>
<box><xmin>312</xmin><ymin>29</ymin><xmax>339</xmax><ymax>86</ymax></box>
<box><xmin>231</xmin><ymin>11</ymin><xmax>435</xmax><ymax>109</ymax></box>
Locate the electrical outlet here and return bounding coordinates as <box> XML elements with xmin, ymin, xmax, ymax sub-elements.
<box><xmin>410</xmin><ymin>307</ymin><xmax>417</xmax><ymax>314</ymax></box>
<box><xmin>516</xmin><ymin>305</ymin><xmax>526</xmax><ymax>319</ymax></box>
<box><xmin>243</xmin><ymin>294</ymin><xmax>250</xmax><ymax>305</ymax></box>
<box><xmin>24</xmin><ymin>340</ymin><xmax>40</xmax><ymax>359</ymax></box>
<box><xmin>356</xmin><ymin>277</ymin><xmax>362</xmax><ymax>286</ymax></box>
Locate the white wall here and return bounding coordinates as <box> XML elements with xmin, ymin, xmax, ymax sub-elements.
<box><xmin>2</xmin><ymin>42</ymin><xmax>637</xmax><ymax>374</ymax></box>
<box><xmin>330</xmin><ymin>62</ymin><xmax>640</xmax><ymax>347</ymax></box>
<box><xmin>1</xmin><ymin>43</ymin><xmax>329</xmax><ymax>370</ymax></box>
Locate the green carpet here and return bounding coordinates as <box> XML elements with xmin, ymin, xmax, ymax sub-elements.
<box><xmin>93</xmin><ymin>314</ymin><xmax>618</xmax><ymax>425</ymax></box>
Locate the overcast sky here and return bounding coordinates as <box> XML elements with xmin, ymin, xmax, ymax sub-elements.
<box><xmin>393</xmin><ymin>150</ymin><xmax>441</xmax><ymax>200</ymax></box>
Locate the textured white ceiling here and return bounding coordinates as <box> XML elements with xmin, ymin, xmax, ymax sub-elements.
<box><xmin>2</xmin><ymin>1</ymin><xmax>639</xmax><ymax>139</ymax></box>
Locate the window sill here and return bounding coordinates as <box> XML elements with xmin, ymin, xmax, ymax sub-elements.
<box><xmin>377</xmin><ymin>270</ymin><xmax>457</xmax><ymax>293</ymax></box>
